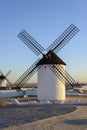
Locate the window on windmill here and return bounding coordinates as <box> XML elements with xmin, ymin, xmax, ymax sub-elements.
<box><xmin>44</xmin><ymin>65</ymin><xmax>47</xmax><ymax>68</ymax></box>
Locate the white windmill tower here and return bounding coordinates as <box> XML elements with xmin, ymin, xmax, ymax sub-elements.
<box><xmin>0</xmin><ymin>70</ymin><xmax>12</xmax><ymax>88</ymax></box>
<box><xmin>37</xmin><ymin>51</ymin><xmax>66</xmax><ymax>100</ymax></box>
<box><xmin>15</xmin><ymin>24</ymin><xmax>79</xmax><ymax>101</ymax></box>
<box><xmin>0</xmin><ymin>75</ymin><xmax>6</xmax><ymax>87</ymax></box>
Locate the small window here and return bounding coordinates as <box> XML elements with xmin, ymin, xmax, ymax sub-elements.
<box><xmin>44</xmin><ymin>65</ymin><xmax>47</xmax><ymax>68</ymax></box>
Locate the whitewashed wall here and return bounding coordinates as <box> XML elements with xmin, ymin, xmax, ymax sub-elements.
<box><xmin>0</xmin><ymin>79</ymin><xmax>7</xmax><ymax>87</ymax></box>
<box><xmin>37</xmin><ymin>65</ymin><xmax>65</xmax><ymax>100</ymax></box>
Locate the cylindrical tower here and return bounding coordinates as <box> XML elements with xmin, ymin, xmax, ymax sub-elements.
<box><xmin>37</xmin><ymin>51</ymin><xmax>66</xmax><ymax>101</ymax></box>
<box><xmin>0</xmin><ymin>75</ymin><xmax>7</xmax><ymax>87</ymax></box>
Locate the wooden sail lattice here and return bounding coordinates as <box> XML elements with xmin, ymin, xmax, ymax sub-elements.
<box><xmin>15</xmin><ymin>24</ymin><xmax>79</xmax><ymax>88</ymax></box>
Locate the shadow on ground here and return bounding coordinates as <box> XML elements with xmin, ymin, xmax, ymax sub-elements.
<box><xmin>0</xmin><ymin>104</ymin><xmax>76</xmax><ymax>129</ymax></box>
<box><xmin>64</xmin><ymin>119</ymin><xmax>87</xmax><ymax>125</ymax></box>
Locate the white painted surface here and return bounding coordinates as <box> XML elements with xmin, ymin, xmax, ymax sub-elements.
<box><xmin>11</xmin><ymin>99</ymin><xmax>20</xmax><ymax>105</ymax></box>
<box><xmin>0</xmin><ymin>90</ymin><xmax>24</xmax><ymax>98</ymax></box>
<box><xmin>28</xmin><ymin>101</ymin><xmax>38</xmax><ymax>104</ymax></box>
<box><xmin>59</xmin><ymin>101</ymin><xmax>68</xmax><ymax>104</ymax></box>
<box><xmin>37</xmin><ymin>65</ymin><xmax>65</xmax><ymax>100</ymax></box>
<box><xmin>72</xmin><ymin>100</ymin><xmax>80</xmax><ymax>105</ymax></box>
<box><xmin>0</xmin><ymin>79</ymin><xmax>7</xmax><ymax>87</ymax></box>
<box><xmin>41</xmin><ymin>100</ymin><xmax>51</xmax><ymax>104</ymax></box>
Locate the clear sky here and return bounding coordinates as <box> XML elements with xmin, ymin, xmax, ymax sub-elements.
<box><xmin>0</xmin><ymin>0</ymin><xmax>87</xmax><ymax>83</ymax></box>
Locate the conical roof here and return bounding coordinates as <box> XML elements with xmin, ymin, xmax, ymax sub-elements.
<box><xmin>37</xmin><ymin>51</ymin><xmax>66</xmax><ymax>66</ymax></box>
<box><xmin>0</xmin><ymin>75</ymin><xmax>6</xmax><ymax>80</ymax></box>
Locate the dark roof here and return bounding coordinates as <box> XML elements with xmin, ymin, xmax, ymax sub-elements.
<box><xmin>37</xmin><ymin>51</ymin><xmax>66</xmax><ymax>66</ymax></box>
<box><xmin>0</xmin><ymin>75</ymin><xmax>6</xmax><ymax>80</ymax></box>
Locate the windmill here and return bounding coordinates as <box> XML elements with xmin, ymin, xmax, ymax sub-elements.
<box><xmin>15</xmin><ymin>24</ymin><xmax>79</xmax><ymax>100</ymax></box>
<box><xmin>0</xmin><ymin>70</ymin><xmax>12</xmax><ymax>88</ymax></box>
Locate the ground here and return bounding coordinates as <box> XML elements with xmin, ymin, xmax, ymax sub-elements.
<box><xmin>0</xmin><ymin>96</ymin><xmax>87</xmax><ymax>130</ymax></box>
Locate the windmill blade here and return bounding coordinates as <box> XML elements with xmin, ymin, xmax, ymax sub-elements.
<box><xmin>48</xmin><ymin>64</ymin><xmax>79</xmax><ymax>89</ymax></box>
<box><xmin>19</xmin><ymin>66</ymin><xmax>40</xmax><ymax>88</ymax></box>
<box><xmin>14</xmin><ymin>59</ymin><xmax>40</xmax><ymax>88</ymax></box>
<box><xmin>0</xmin><ymin>70</ymin><xmax>4</xmax><ymax>76</ymax></box>
<box><xmin>46</xmin><ymin>24</ymin><xmax>79</xmax><ymax>54</ymax></box>
<box><xmin>18</xmin><ymin>29</ymin><xmax>45</xmax><ymax>56</ymax></box>
<box><xmin>5</xmin><ymin>70</ymin><xmax>12</xmax><ymax>77</ymax></box>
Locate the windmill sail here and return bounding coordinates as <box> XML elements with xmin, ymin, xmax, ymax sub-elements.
<box><xmin>5</xmin><ymin>70</ymin><xmax>12</xmax><ymax>77</ymax></box>
<box><xmin>48</xmin><ymin>64</ymin><xmax>79</xmax><ymax>89</ymax></box>
<box><xmin>18</xmin><ymin>29</ymin><xmax>45</xmax><ymax>56</ymax></box>
<box><xmin>15</xmin><ymin>59</ymin><xmax>40</xmax><ymax>88</ymax></box>
<box><xmin>17</xmin><ymin>24</ymin><xmax>80</xmax><ymax>90</ymax></box>
<box><xmin>46</xmin><ymin>24</ymin><xmax>79</xmax><ymax>54</ymax></box>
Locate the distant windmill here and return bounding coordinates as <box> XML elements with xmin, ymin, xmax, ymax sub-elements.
<box><xmin>0</xmin><ymin>70</ymin><xmax>12</xmax><ymax>87</ymax></box>
<box><xmin>15</xmin><ymin>24</ymin><xmax>79</xmax><ymax>100</ymax></box>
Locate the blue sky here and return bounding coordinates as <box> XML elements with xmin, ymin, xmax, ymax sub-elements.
<box><xmin>0</xmin><ymin>0</ymin><xmax>87</xmax><ymax>83</ymax></box>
